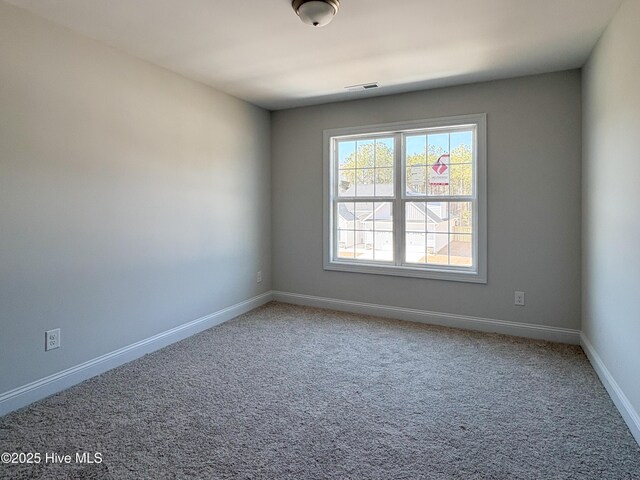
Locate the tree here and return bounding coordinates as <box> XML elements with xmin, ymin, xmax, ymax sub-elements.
<box><xmin>339</xmin><ymin>141</ymin><xmax>393</xmax><ymax>186</ymax></box>
<box><xmin>339</xmin><ymin>139</ymin><xmax>472</xmax><ymax>208</ymax></box>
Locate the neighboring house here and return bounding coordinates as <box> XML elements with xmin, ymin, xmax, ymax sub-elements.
<box><xmin>405</xmin><ymin>202</ymin><xmax>449</xmax><ymax>256</ymax></box>
<box><xmin>337</xmin><ymin>183</ymin><xmax>449</xmax><ymax>257</ymax></box>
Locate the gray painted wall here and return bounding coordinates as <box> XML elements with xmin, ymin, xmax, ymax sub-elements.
<box><xmin>272</xmin><ymin>71</ymin><xmax>582</xmax><ymax>329</ymax></box>
<box><xmin>582</xmin><ymin>0</ymin><xmax>640</xmax><ymax>420</ymax></box>
<box><xmin>0</xmin><ymin>3</ymin><xmax>271</xmax><ymax>393</ymax></box>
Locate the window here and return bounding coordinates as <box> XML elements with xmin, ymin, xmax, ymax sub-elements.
<box><xmin>323</xmin><ymin>114</ymin><xmax>486</xmax><ymax>283</ymax></box>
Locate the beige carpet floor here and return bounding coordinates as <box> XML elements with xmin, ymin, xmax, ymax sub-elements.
<box><xmin>1</xmin><ymin>302</ymin><xmax>639</xmax><ymax>479</ymax></box>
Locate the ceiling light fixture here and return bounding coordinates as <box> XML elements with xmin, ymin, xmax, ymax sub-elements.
<box><xmin>292</xmin><ymin>0</ymin><xmax>340</xmax><ymax>27</ymax></box>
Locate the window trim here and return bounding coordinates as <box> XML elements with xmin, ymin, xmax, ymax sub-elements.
<box><xmin>323</xmin><ymin>113</ymin><xmax>487</xmax><ymax>283</ymax></box>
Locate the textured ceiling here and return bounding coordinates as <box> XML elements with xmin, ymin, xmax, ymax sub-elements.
<box><xmin>6</xmin><ymin>0</ymin><xmax>623</xmax><ymax>110</ymax></box>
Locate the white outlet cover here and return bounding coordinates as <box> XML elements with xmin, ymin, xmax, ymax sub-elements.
<box><xmin>45</xmin><ymin>328</ymin><xmax>61</xmax><ymax>351</ymax></box>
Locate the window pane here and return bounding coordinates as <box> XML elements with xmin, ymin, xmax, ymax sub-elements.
<box><xmin>449</xmin><ymin>202</ymin><xmax>473</xmax><ymax>230</ymax></box>
<box><xmin>374</xmin><ymin>168</ymin><xmax>394</xmax><ymax>196</ymax></box>
<box><xmin>450</xmin><ymin>234</ymin><xmax>473</xmax><ymax>266</ymax></box>
<box><xmin>355</xmin><ymin>202</ymin><xmax>374</xmax><ymax>222</ymax></box>
<box><xmin>420</xmin><ymin>202</ymin><xmax>474</xmax><ymax>267</ymax></box>
<box><xmin>356</xmin><ymin>140</ymin><xmax>374</xmax><ymax>168</ymax></box>
<box><xmin>406</xmin><ymin>135</ymin><xmax>426</xmax><ymax>195</ymax></box>
<box><xmin>406</xmin><ymin>232</ymin><xmax>426</xmax><ymax>263</ymax></box>
<box><xmin>450</xmin><ymin>131</ymin><xmax>473</xmax><ymax>164</ymax></box>
<box><xmin>339</xmin><ymin>136</ymin><xmax>395</xmax><ymax>198</ymax></box>
<box><xmin>373</xmin><ymin>202</ymin><xmax>393</xmax><ymax>231</ymax></box>
<box><xmin>348</xmin><ymin>202</ymin><xmax>394</xmax><ymax>263</ymax></box>
<box><xmin>337</xmin><ymin>202</ymin><xmax>355</xmax><ymax>229</ymax></box>
<box><xmin>428</xmin><ymin>133</ymin><xmax>450</xmax><ymax>164</ymax></box>
<box><xmin>406</xmin><ymin>135</ymin><xmax>427</xmax><ymax>164</ymax></box>
<box><xmin>375</xmin><ymin>138</ymin><xmax>394</xmax><ymax>167</ymax></box>
<box><xmin>374</xmin><ymin>231</ymin><xmax>393</xmax><ymax>261</ymax></box>
<box><xmin>337</xmin><ymin>230</ymin><xmax>355</xmax><ymax>259</ymax></box>
<box><xmin>406</xmin><ymin>165</ymin><xmax>426</xmax><ymax>195</ymax></box>
<box><xmin>426</xmin><ymin>202</ymin><xmax>449</xmax><ymax>232</ymax></box>
<box><xmin>354</xmin><ymin>202</ymin><xmax>373</xmax><ymax>260</ymax></box>
<box><xmin>426</xmin><ymin>233</ymin><xmax>450</xmax><ymax>265</ymax></box>
<box><xmin>450</xmin><ymin>164</ymin><xmax>473</xmax><ymax>196</ymax></box>
<box><xmin>338</xmin><ymin>141</ymin><xmax>356</xmax><ymax>167</ymax></box>
<box><xmin>427</xmin><ymin>159</ymin><xmax>450</xmax><ymax>196</ymax></box>
<box><xmin>373</xmin><ymin>138</ymin><xmax>394</xmax><ymax>196</ymax></box>
<box><xmin>355</xmin><ymin>169</ymin><xmax>374</xmax><ymax>196</ymax></box>
<box><xmin>405</xmin><ymin>202</ymin><xmax>426</xmax><ymax>232</ymax></box>
<box><xmin>338</xmin><ymin>170</ymin><xmax>355</xmax><ymax>196</ymax></box>
<box><xmin>355</xmin><ymin>230</ymin><xmax>371</xmax><ymax>258</ymax></box>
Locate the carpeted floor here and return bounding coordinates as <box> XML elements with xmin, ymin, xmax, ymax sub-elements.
<box><xmin>1</xmin><ymin>302</ymin><xmax>639</xmax><ymax>479</ymax></box>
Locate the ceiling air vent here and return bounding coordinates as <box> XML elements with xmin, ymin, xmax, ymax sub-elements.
<box><xmin>345</xmin><ymin>82</ymin><xmax>379</xmax><ymax>92</ymax></box>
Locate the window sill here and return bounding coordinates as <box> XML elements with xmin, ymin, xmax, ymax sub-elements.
<box><xmin>324</xmin><ymin>260</ymin><xmax>487</xmax><ymax>283</ymax></box>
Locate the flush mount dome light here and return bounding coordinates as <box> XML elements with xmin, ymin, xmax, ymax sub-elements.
<box><xmin>292</xmin><ymin>0</ymin><xmax>340</xmax><ymax>27</ymax></box>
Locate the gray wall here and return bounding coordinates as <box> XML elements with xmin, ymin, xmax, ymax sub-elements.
<box><xmin>582</xmin><ymin>0</ymin><xmax>640</xmax><ymax>420</ymax></box>
<box><xmin>272</xmin><ymin>71</ymin><xmax>582</xmax><ymax>329</ymax></box>
<box><xmin>0</xmin><ymin>3</ymin><xmax>271</xmax><ymax>393</ymax></box>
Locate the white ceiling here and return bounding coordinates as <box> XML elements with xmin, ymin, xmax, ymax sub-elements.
<box><xmin>6</xmin><ymin>0</ymin><xmax>623</xmax><ymax>110</ymax></box>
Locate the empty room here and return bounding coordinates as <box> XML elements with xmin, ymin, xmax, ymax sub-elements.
<box><xmin>1</xmin><ymin>0</ymin><xmax>639</xmax><ymax>478</ymax></box>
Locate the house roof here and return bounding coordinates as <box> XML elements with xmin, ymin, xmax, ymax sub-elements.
<box><xmin>411</xmin><ymin>202</ymin><xmax>448</xmax><ymax>223</ymax></box>
<box><xmin>337</xmin><ymin>203</ymin><xmax>355</xmax><ymax>221</ymax></box>
<box><xmin>342</xmin><ymin>184</ymin><xmax>392</xmax><ymax>197</ymax></box>
<box><xmin>337</xmin><ymin>191</ymin><xmax>447</xmax><ymax>223</ymax></box>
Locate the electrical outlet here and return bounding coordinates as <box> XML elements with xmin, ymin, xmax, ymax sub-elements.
<box><xmin>514</xmin><ymin>291</ymin><xmax>525</xmax><ymax>306</ymax></box>
<box><xmin>45</xmin><ymin>328</ymin><xmax>61</xmax><ymax>351</ymax></box>
<box><xmin>256</xmin><ymin>271</ymin><xmax>262</xmax><ymax>283</ymax></box>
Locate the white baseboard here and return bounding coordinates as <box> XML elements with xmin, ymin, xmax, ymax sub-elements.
<box><xmin>0</xmin><ymin>291</ymin><xmax>273</xmax><ymax>417</ymax></box>
<box><xmin>272</xmin><ymin>291</ymin><xmax>581</xmax><ymax>344</ymax></box>
<box><xmin>580</xmin><ymin>334</ymin><xmax>640</xmax><ymax>445</ymax></box>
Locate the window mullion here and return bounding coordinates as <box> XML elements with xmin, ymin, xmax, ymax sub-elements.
<box><xmin>332</xmin><ymin>139</ymin><xmax>339</xmax><ymax>262</ymax></box>
<box><xmin>332</xmin><ymin>199</ymin><xmax>338</xmax><ymax>262</ymax></box>
<box><xmin>394</xmin><ymin>132</ymin><xmax>404</xmax><ymax>266</ymax></box>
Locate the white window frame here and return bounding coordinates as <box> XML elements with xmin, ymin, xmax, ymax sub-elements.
<box><xmin>323</xmin><ymin>113</ymin><xmax>487</xmax><ymax>283</ymax></box>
